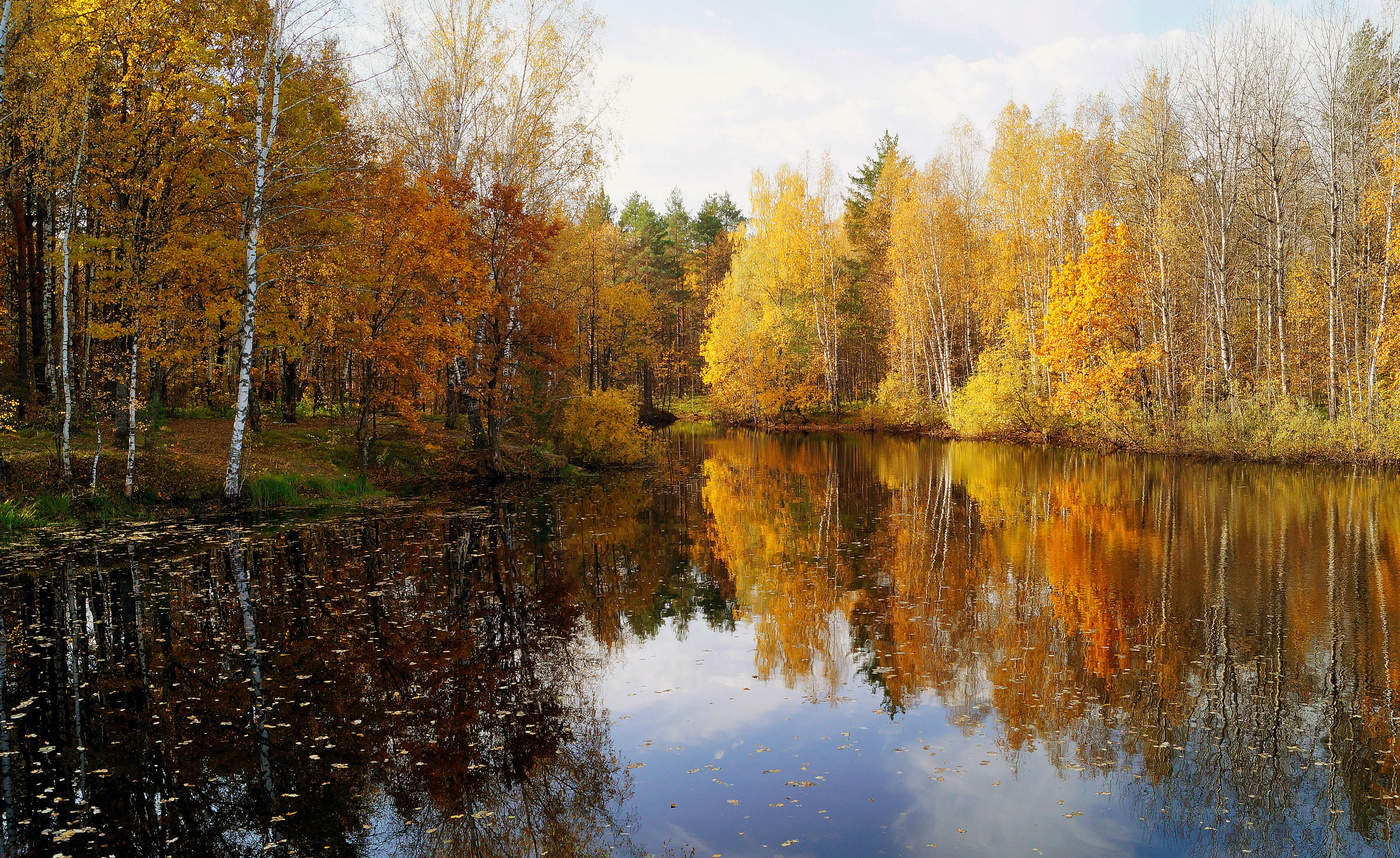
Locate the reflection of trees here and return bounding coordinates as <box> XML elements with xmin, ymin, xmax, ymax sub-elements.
<box><xmin>0</xmin><ymin>503</ymin><xmax>649</xmax><ymax>857</ymax></box>
<box><xmin>697</xmin><ymin>432</ymin><xmax>1400</xmax><ymax>853</ymax></box>
<box><xmin>701</xmin><ymin>431</ymin><xmax>878</xmax><ymax>697</ymax></box>
<box><xmin>550</xmin><ymin>464</ymin><xmax>736</xmax><ymax>650</ymax></box>
<box><xmin>10</xmin><ymin>429</ymin><xmax>1400</xmax><ymax>854</ymax></box>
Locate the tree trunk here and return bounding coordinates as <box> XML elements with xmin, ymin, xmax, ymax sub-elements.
<box><xmin>280</xmin><ymin>353</ymin><xmax>300</xmax><ymax>423</ymax></box>
<box><xmin>444</xmin><ymin>366</ymin><xmax>460</xmax><ymax>430</ymax></box>
<box><xmin>9</xmin><ymin>189</ymin><xmax>31</xmax><ymax>416</ymax></box>
<box><xmin>29</xmin><ymin>198</ymin><xmax>46</xmax><ymax>398</ymax></box>
<box><xmin>225</xmin><ymin>10</ymin><xmax>284</xmax><ymax>501</ymax></box>
<box><xmin>356</xmin><ymin>374</ymin><xmax>373</xmax><ymax>474</ymax></box>
<box><xmin>125</xmin><ymin>323</ymin><xmax>139</xmax><ymax>498</ymax></box>
<box><xmin>89</xmin><ymin>422</ymin><xmax>101</xmax><ymax>490</ymax></box>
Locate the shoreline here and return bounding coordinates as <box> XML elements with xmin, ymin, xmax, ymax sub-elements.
<box><xmin>5</xmin><ymin>408</ymin><xmax>1393</xmax><ymax>535</ymax></box>
<box><xmin>688</xmin><ymin>413</ymin><xmax>1399</xmax><ymax>471</ymax></box>
<box><xmin>0</xmin><ymin>414</ymin><xmax>603</xmax><ymax>536</ymax></box>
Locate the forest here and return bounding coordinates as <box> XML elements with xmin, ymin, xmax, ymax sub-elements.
<box><xmin>706</xmin><ymin>9</ymin><xmax>1400</xmax><ymax>464</ymax></box>
<box><xmin>4</xmin><ymin>0</ymin><xmax>1400</xmax><ymax>513</ymax></box>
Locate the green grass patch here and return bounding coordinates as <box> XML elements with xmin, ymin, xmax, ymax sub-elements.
<box><xmin>246</xmin><ymin>474</ymin><xmax>302</xmax><ymax>509</ymax></box>
<box><xmin>33</xmin><ymin>492</ymin><xmax>73</xmax><ymax>521</ymax></box>
<box><xmin>0</xmin><ymin>499</ymin><xmax>38</xmax><ymax>532</ymax></box>
<box><xmin>246</xmin><ymin>472</ymin><xmax>380</xmax><ymax>510</ymax></box>
<box><xmin>0</xmin><ymin>492</ymin><xmax>80</xmax><ymax>533</ymax></box>
<box><xmin>668</xmin><ymin>395</ymin><xmax>711</xmax><ymax>418</ymax></box>
<box><xmin>169</xmin><ymin>404</ymin><xmax>234</xmax><ymax>420</ymax></box>
<box><xmin>85</xmin><ymin>493</ymin><xmax>145</xmax><ymax>522</ymax></box>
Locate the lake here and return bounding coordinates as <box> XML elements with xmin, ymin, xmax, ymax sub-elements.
<box><xmin>2</xmin><ymin>428</ymin><xmax>1399</xmax><ymax>856</ymax></box>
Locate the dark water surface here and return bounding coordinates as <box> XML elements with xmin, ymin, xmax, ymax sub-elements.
<box><xmin>4</xmin><ymin>429</ymin><xmax>1400</xmax><ymax>857</ymax></box>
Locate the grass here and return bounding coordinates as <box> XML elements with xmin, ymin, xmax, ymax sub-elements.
<box><xmin>33</xmin><ymin>492</ymin><xmax>72</xmax><ymax>521</ymax></box>
<box><xmin>0</xmin><ymin>491</ymin><xmax>111</xmax><ymax>533</ymax></box>
<box><xmin>667</xmin><ymin>395</ymin><xmax>712</xmax><ymax>419</ymax></box>
<box><xmin>0</xmin><ymin>499</ymin><xmax>38</xmax><ymax>532</ymax></box>
<box><xmin>245</xmin><ymin>472</ymin><xmax>382</xmax><ymax>510</ymax></box>
<box><xmin>0</xmin><ymin>405</ymin><xmax>649</xmax><ymax>529</ymax></box>
<box><xmin>246</xmin><ymin>474</ymin><xmax>302</xmax><ymax>509</ymax></box>
<box><xmin>167</xmin><ymin>404</ymin><xmax>234</xmax><ymax>420</ymax></box>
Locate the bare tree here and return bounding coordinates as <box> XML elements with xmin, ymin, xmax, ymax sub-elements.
<box><xmin>1179</xmin><ymin>11</ymin><xmax>1259</xmax><ymax>399</ymax></box>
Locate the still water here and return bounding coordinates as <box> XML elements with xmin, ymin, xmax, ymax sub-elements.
<box><xmin>2</xmin><ymin>428</ymin><xmax>1400</xmax><ymax>856</ymax></box>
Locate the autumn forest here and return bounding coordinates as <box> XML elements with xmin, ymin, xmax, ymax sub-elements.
<box><xmin>11</xmin><ymin>3</ymin><xmax>1400</xmax><ymax>856</ymax></box>
<box><xmin>3</xmin><ymin>0</ymin><xmax>1400</xmax><ymax>510</ymax></box>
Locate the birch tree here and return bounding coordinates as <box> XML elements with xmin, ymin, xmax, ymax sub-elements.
<box><xmin>1180</xmin><ymin>12</ymin><xmax>1257</xmax><ymax>399</ymax></box>
<box><xmin>223</xmin><ymin>0</ymin><xmax>341</xmax><ymax>500</ymax></box>
<box><xmin>57</xmin><ymin>81</ymin><xmax>92</xmax><ymax>482</ymax></box>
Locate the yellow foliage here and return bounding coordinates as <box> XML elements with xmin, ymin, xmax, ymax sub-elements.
<box><xmin>868</xmin><ymin>374</ymin><xmax>940</xmax><ymax>430</ymax></box>
<box><xmin>948</xmin><ymin>314</ymin><xmax>1050</xmax><ymax>436</ymax></box>
<box><xmin>0</xmin><ymin>394</ymin><xmax>17</xmax><ymax>433</ymax></box>
<box><xmin>1036</xmin><ymin>209</ymin><xmax>1158</xmax><ymax>418</ymax></box>
<box><xmin>555</xmin><ymin>387</ymin><xmax>653</xmax><ymax>467</ymax></box>
<box><xmin>701</xmin><ymin>164</ymin><xmax>840</xmax><ymax>421</ymax></box>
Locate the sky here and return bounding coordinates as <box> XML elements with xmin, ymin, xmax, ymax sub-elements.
<box><xmin>589</xmin><ymin>0</ymin><xmax>1220</xmax><ymax>211</ymax></box>
<box><xmin>346</xmin><ymin>0</ymin><xmax>1388</xmax><ymax>213</ymax></box>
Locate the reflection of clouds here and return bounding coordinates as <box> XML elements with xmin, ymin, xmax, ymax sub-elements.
<box><xmin>598</xmin><ymin>619</ymin><xmax>801</xmax><ymax>743</ymax></box>
<box><xmin>889</xmin><ymin>724</ymin><xmax>1147</xmax><ymax>855</ymax></box>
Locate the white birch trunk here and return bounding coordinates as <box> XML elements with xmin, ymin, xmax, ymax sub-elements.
<box><xmin>225</xmin><ymin>8</ymin><xmax>285</xmax><ymax>500</ymax></box>
<box><xmin>59</xmin><ymin>89</ymin><xmax>91</xmax><ymax>482</ymax></box>
<box><xmin>125</xmin><ymin>321</ymin><xmax>139</xmax><ymax>497</ymax></box>
<box><xmin>0</xmin><ymin>1</ymin><xmax>12</xmax><ymax>113</ymax></box>
<box><xmin>89</xmin><ymin>422</ymin><xmax>100</xmax><ymax>490</ymax></box>
<box><xmin>42</xmin><ymin>237</ymin><xmax>53</xmax><ymax>393</ymax></box>
<box><xmin>59</xmin><ymin>218</ymin><xmax>72</xmax><ymax>480</ymax></box>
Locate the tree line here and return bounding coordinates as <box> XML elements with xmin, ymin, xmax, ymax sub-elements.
<box><xmin>0</xmin><ymin>0</ymin><xmax>746</xmax><ymax>498</ymax></box>
<box><xmin>703</xmin><ymin>7</ymin><xmax>1400</xmax><ymax>459</ymax></box>
<box><xmin>13</xmin><ymin>1</ymin><xmax>1400</xmax><ymax>502</ymax></box>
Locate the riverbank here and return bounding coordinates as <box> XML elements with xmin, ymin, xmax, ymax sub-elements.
<box><xmin>676</xmin><ymin>394</ymin><xmax>1400</xmax><ymax>469</ymax></box>
<box><xmin>5</xmin><ymin>393</ymin><xmax>1390</xmax><ymax>535</ymax></box>
<box><xmin>0</xmin><ymin>414</ymin><xmax>576</xmax><ymax>533</ymax></box>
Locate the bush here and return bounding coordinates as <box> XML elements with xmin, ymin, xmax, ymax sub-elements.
<box><xmin>556</xmin><ymin>388</ymin><xmax>653</xmax><ymax>467</ymax></box>
<box><xmin>138</xmin><ymin>399</ymin><xmax>168</xmax><ymax>433</ymax></box>
<box><xmin>1177</xmin><ymin>394</ymin><xmax>1348</xmax><ymax>461</ymax></box>
<box><xmin>867</xmin><ymin>374</ymin><xmax>940</xmax><ymax>431</ymax></box>
<box><xmin>948</xmin><ymin>336</ymin><xmax>1051</xmax><ymax>437</ymax></box>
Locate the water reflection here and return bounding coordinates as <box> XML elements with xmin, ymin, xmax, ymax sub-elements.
<box><xmin>3</xmin><ymin>429</ymin><xmax>1400</xmax><ymax>855</ymax></box>
<box><xmin>0</xmin><ymin>507</ymin><xmax>646</xmax><ymax>857</ymax></box>
<box><xmin>691</xmin><ymin>432</ymin><xmax>1400</xmax><ymax>855</ymax></box>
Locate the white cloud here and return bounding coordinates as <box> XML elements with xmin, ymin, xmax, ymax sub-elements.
<box><xmin>887</xmin><ymin>0</ymin><xmax>1121</xmax><ymax>52</ymax></box>
<box><xmin>594</xmin><ymin>3</ymin><xmax>1190</xmax><ymax>212</ymax></box>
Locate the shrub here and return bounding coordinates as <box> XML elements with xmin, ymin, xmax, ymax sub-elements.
<box><xmin>868</xmin><ymin>374</ymin><xmax>940</xmax><ymax>430</ymax></box>
<box><xmin>556</xmin><ymin>388</ymin><xmax>652</xmax><ymax>467</ymax></box>
<box><xmin>948</xmin><ymin>335</ymin><xmax>1051</xmax><ymax>437</ymax></box>
<box><xmin>1178</xmin><ymin>394</ymin><xmax>1347</xmax><ymax>461</ymax></box>
<box><xmin>0</xmin><ymin>393</ymin><xmax>18</xmax><ymax>432</ymax></box>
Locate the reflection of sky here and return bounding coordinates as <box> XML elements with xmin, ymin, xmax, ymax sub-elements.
<box><xmin>599</xmin><ymin>617</ymin><xmax>1209</xmax><ymax>857</ymax></box>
